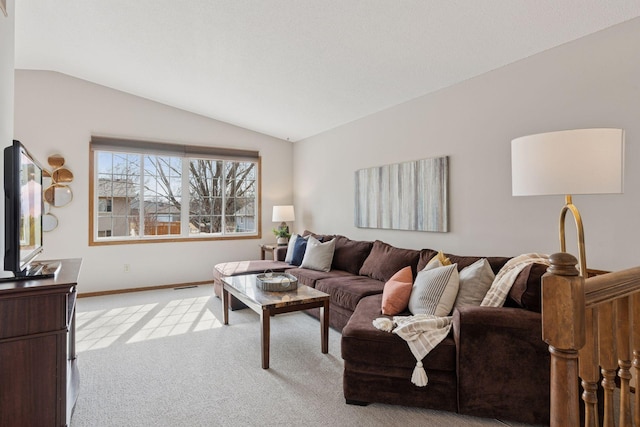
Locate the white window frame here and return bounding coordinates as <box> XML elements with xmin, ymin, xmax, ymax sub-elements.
<box><xmin>89</xmin><ymin>137</ymin><xmax>261</xmax><ymax>245</ymax></box>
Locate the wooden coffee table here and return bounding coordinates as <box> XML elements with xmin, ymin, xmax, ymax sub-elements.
<box><xmin>221</xmin><ymin>273</ymin><xmax>330</xmax><ymax>369</ymax></box>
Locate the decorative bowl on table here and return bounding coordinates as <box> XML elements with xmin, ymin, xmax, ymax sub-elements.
<box><xmin>256</xmin><ymin>272</ymin><xmax>298</xmax><ymax>292</ymax></box>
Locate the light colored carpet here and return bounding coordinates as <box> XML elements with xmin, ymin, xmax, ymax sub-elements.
<box><xmin>71</xmin><ymin>284</ymin><xmax>537</xmax><ymax>427</ymax></box>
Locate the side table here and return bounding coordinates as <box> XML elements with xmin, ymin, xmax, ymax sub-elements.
<box><xmin>259</xmin><ymin>243</ymin><xmax>278</xmax><ymax>260</ymax></box>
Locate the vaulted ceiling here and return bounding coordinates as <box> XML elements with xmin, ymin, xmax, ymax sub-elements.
<box><xmin>14</xmin><ymin>1</ymin><xmax>640</xmax><ymax>141</ymax></box>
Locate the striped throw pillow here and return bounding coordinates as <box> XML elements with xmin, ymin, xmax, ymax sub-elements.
<box><xmin>408</xmin><ymin>264</ymin><xmax>459</xmax><ymax>316</ymax></box>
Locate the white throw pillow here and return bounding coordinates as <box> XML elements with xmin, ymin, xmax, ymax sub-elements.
<box><xmin>453</xmin><ymin>259</ymin><xmax>495</xmax><ymax>309</ymax></box>
<box><xmin>408</xmin><ymin>263</ymin><xmax>459</xmax><ymax>316</ymax></box>
<box><xmin>422</xmin><ymin>257</ymin><xmax>442</xmax><ymax>271</ymax></box>
<box><xmin>284</xmin><ymin>234</ymin><xmax>299</xmax><ymax>264</ymax></box>
<box><xmin>299</xmin><ymin>236</ymin><xmax>336</xmax><ymax>272</ymax></box>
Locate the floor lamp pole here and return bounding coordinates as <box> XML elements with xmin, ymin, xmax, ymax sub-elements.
<box><xmin>559</xmin><ymin>195</ymin><xmax>588</xmax><ymax>277</ymax></box>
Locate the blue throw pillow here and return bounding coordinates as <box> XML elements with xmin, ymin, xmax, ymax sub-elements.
<box><xmin>290</xmin><ymin>237</ymin><xmax>308</xmax><ymax>266</ymax></box>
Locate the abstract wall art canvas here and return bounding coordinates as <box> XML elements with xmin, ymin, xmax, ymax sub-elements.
<box><xmin>355</xmin><ymin>156</ymin><xmax>449</xmax><ymax>232</ymax></box>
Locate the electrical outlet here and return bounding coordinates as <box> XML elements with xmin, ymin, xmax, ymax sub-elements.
<box><xmin>124</xmin><ymin>264</ymin><xmax>130</xmax><ymax>273</ymax></box>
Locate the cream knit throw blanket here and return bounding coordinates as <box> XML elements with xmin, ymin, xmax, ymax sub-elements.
<box><xmin>373</xmin><ymin>253</ymin><xmax>549</xmax><ymax>387</ymax></box>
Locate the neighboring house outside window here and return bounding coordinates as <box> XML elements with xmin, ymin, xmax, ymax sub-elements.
<box><xmin>98</xmin><ymin>198</ymin><xmax>112</xmax><ymax>213</ymax></box>
<box><xmin>90</xmin><ymin>137</ymin><xmax>260</xmax><ymax>245</ymax></box>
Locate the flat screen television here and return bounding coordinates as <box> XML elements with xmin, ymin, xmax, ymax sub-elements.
<box><xmin>2</xmin><ymin>140</ymin><xmax>54</xmax><ymax>280</ymax></box>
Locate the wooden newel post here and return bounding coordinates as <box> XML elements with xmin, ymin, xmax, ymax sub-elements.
<box><xmin>542</xmin><ymin>252</ymin><xmax>586</xmax><ymax>427</ymax></box>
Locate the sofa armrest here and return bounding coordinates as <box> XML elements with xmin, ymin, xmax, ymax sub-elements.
<box><xmin>453</xmin><ymin>306</ymin><xmax>550</xmax><ymax>425</ymax></box>
<box><xmin>274</xmin><ymin>245</ymin><xmax>287</xmax><ymax>261</ymax></box>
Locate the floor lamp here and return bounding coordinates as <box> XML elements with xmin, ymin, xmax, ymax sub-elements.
<box><xmin>511</xmin><ymin>128</ymin><xmax>624</xmax><ymax>276</ymax></box>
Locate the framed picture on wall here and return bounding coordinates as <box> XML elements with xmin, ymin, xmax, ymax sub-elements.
<box><xmin>355</xmin><ymin>156</ymin><xmax>449</xmax><ymax>232</ymax></box>
<box><xmin>1</xmin><ymin>0</ymin><xmax>7</xmax><ymax>17</ymax></box>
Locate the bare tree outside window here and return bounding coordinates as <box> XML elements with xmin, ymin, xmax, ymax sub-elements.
<box><xmin>143</xmin><ymin>155</ymin><xmax>182</xmax><ymax>236</ymax></box>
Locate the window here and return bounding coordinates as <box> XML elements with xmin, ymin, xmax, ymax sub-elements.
<box><xmin>98</xmin><ymin>199</ymin><xmax>113</xmax><ymax>213</ymax></box>
<box><xmin>90</xmin><ymin>137</ymin><xmax>260</xmax><ymax>244</ymax></box>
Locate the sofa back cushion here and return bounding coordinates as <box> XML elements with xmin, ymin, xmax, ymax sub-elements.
<box><xmin>331</xmin><ymin>235</ymin><xmax>373</xmax><ymax>275</ymax></box>
<box><xmin>359</xmin><ymin>240</ymin><xmax>420</xmax><ymax>282</ymax></box>
<box><xmin>445</xmin><ymin>254</ymin><xmax>511</xmax><ymax>275</ymax></box>
<box><xmin>440</xmin><ymin>253</ymin><xmax>547</xmax><ymax>312</ymax></box>
<box><xmin>417</xmin><ymin>249</ymin><xmax>439</xmax><ymax>271</ymax></box>
<box><xmin>418</xmin><ymin>251</ymin><xmax>510</xmax><ymax>274</ymax></box>
<box><xmin>506</xmin><ymin>262</ymin><xmax>548</xmax><ymax>313</ymax></box>
<box><xmin>402</xmin><ymin>247</ymin><xmax>547</xmax><ymax>313</ymax></box>
<box><xmin>302</xmin><ymin>229</ymin><xmax>334</xmax><ymax>242</ymax></box>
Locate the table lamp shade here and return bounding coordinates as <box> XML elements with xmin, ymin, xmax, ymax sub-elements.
<box><xmin>511</xmin><ymin>128</ymin><xmax>624</xmax><ymax>196</ymax></box>
<box><xmin>272</xmin><ymin>205</ymin><xmax>295</xmax><ymax>222</ymax></box>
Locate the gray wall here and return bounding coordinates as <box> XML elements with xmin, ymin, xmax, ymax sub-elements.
<box><xmin>294</xmin><ymin>18</ymin><xmax>640</xmax><ymax>272</ymax></box>
<box><xmin>14</xmin><ymin>71</ymin><xmax>293</xmax><ymax>293</ymax></box>
<box><xmin>0</xmin><ymin>3</ymin><xmax>13</xmax><ymax>142</ymax></box>
<box><xmin>0</xmin><ymin>1</ymin><xmax>14</xmax><ymax>262</ymax></box>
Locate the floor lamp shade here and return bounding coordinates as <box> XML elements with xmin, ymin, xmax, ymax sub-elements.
<box><xmin>511</xmin><ymin>128</ymin><xmax>624</xmax><ymax>277</ymax></box>
<box><xmin>511</xmin><ymin>128</ymin><xmax>624</xmax><ymax>197</ymax></box>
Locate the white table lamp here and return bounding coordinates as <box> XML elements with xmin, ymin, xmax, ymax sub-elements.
<box><xmin>272</xmin><ymin>205</ymin><xmax>295</xmax><ymax>243</ymax></box>
<box><xmin>511</xmin><ymin>128</ymin><xmax>624</xmax><ymax>276</ymax></box>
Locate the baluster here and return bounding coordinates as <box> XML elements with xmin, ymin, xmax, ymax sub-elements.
<box><xmin>615</xmin><ymin>296</ymin><xmax>632</xmax><ymax>427</ymax></box>
<box><xmin>579</xmin><ymin>306</ymin><xmax>600</xmax><ymax>427</ymax></box>
<box><xmin>542</xmin><ymin>253</ymin><xmax>585</xmax><ymax>427</ymax></box>
<box><xmin>598</xmin><ymin>301</ymin><xmax>617</xmax><ymax>427</ymax></box>
<box><xmin>632</xmin><ymin>292</ymin><xmax>640</xmax><ymax>427</ymax></box>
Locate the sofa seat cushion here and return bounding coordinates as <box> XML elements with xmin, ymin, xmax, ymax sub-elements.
<box><xmin>341</xmin><ymin>294</ymin><xmax>456</xmax><ymax>372</ymax></box>
<box><xmin>213</xmin><ymin>260</ymin><xmax>289</xmax><ymax>280</ymax></box>
<box><xmin>284</xmin><ymin>268</ymin><xmax>352</xmax><ymax>288</ymax></box>
<box><xmin>314</xmin><ymin>275</ymin><xmax>385</xmax><ymax>312</ymax></box>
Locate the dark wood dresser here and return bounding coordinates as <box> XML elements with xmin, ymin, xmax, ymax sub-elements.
<box><xmin>0</xmin><ymin>258</ymin><xmax>82</xmax><ymax>427</ymax></box>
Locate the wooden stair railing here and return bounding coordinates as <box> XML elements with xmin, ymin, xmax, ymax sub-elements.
<box><xmin>542</xmin><ymin>252</ymin><xmax>640</xmax><ymax>427</ymax></box>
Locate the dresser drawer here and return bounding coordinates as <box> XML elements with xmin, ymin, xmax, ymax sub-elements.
<box><xmin>0</xmin><ymin>293</ymin><xmax>67</xmax><ymax>339</ymax></box>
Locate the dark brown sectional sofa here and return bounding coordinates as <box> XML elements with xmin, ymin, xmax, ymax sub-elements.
<box><xmin>212</xmin><ymin>231</ymin><xmax>551</xmax><ymax>425</ymax></box>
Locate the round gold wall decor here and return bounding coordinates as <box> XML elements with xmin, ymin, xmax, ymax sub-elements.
<box><xmin>44</xmin><ymin>184</ymin><xmax>73</xmax><ymax>207</ymax></box>
<box><xmin>52</xmin><ymin>167</ymin><xmax>74</xmax><ymax>183</ymax></box>
<box><xmin>42</xmin><ymin>153</ymin><xmax>73</xmax><ymax>232</ymax></box>
<box><xmin>43</xmin><ymin>213</ymin><xmax>59</xmax><ymax>232</ymax></box>
<box><xmin>47</xmin><ymin>154</ymin><xmax>65</xmax><ymax>168</ymax></box>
